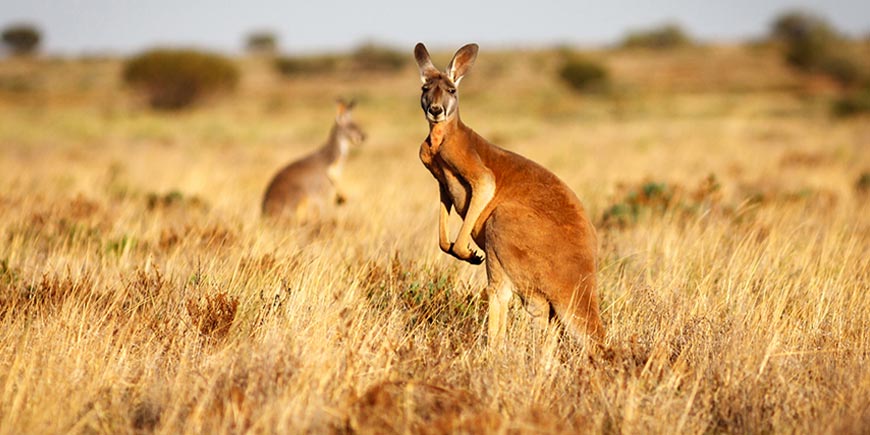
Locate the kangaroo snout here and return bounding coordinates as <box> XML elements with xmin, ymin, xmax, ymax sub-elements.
<box><xmin>427</xmin><ymin>105</ymin><xmax>444</xmax><ymax>116</ymax></box>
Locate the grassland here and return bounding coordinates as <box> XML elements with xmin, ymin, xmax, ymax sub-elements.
<box><xmin>0</xmin><ymin>44</ymin><xmax>868</xmax><ymax>434</ymax></box>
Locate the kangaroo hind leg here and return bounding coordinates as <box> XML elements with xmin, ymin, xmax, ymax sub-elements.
<box><xmin>484</xmin><ymin>251</ymin><xmax>513</xmax><ymax>347</ymax></box>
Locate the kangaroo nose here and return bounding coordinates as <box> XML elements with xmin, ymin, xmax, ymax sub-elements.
<box><xmin>428</xmin><ymin>105</ymin><xmax>443</xmax><ymax>116</ymax></box>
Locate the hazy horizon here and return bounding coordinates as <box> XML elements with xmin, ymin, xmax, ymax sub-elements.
<box><xmin>2</xmin><ymin>0</ymin><xmax>869</xmax><ymax>55</ymax></box>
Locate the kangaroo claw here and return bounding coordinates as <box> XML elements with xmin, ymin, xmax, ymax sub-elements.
<box><xmin>447</xmin><ymin>243</ymin><xmax>486</xmax><ymax>265</ymax></box>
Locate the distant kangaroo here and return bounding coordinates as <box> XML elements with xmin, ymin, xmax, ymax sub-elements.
<box><xmin>414</xmin><ymin>43</ymin><xmax>604</xmax><ymax>344</ymax></box>
<box><xmin>262</xmin><ymin>99</ymin><xmax>365</xmax><ymax>221</ymax></box>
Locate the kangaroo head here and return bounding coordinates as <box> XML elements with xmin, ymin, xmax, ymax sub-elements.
<box><xmin>334</xmin><ymin>99</ymin><xmax>366</xmax><ymax>146</ymax></box>
<box><xmin>414</xmin><ymin>43</ymin><xmax>478</xmax><ymax>124</ymax></box>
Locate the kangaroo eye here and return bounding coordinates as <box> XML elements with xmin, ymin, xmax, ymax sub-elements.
<box><xmin>447</xmin><ymin>88</ymin><xmax>456</xmax><ymax>94</ymax></box>
<box><xmin>422</xmin><ymin>85</ymin><xmax>430</xmax><ymax>92</ymax></box>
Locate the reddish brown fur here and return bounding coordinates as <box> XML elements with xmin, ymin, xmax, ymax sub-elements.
<box><xmin>415</xmin><ymin>43</ymin><xmax>604</xmax><ymax>344</ymax></box>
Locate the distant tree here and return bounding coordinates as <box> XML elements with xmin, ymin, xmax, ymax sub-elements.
<box><xmin>769</xmin><ymin>10</ymin><xmax>867</xmax><ymax>87</ymax></box>
<box><xmin>122</xmin><ymin>48</ymin><xmax>239</xmax><ymax>110</ymax></box>
<box><xmin>770</xmin><ymin>10</ymin><xmax>835</xmax><ymax>44</ymax></box>
<box><xmin>245</xmin><ymin>31</ymin><xmax>278</xmax><ymax>55</ymax></box>
<box><xmin>1</xmin><ymin>23</ymin><xmax>41</xmax><ymax>56</ymax></box>
<box><xmin>770</xmin><ymin>10</ymin><xmax>839</xmax><ymax>69</ymax></box>
<box><xmin>621</xmin><ymin>23</ymin><xmax>692</xmax><ymax>49</ymax></box>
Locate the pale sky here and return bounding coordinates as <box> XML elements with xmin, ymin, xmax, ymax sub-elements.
<box><xmin>2</xmin><ymin>0</ymin><xmax>869</xmax><ymax>55</ymax></box>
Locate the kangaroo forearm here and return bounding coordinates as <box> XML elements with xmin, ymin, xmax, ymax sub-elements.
<box><xmin>455</xmin><ymin>178</ymin><xmax>495</xmax><ymax>246</ymax></box>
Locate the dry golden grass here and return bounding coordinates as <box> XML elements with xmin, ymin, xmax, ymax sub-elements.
<box><xmin>0</xmin><ymin>45</ymin><xmax>868</xmax><ymax>434</ymax></box>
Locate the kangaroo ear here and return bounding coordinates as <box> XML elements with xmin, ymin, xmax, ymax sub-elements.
<box><xmin>446</xmin><ymin>43</ymin><xmax>478</xmax><ymax>86</ymax></box>
<box><xmin>414</xmin><ymin>43</ymin><xmax>439</xmax><ymax>84</ymax></box>
<box><xmin>336</xmin><ymin>98</ymin><xmax>351</xmax><ymax>123</ymax></box>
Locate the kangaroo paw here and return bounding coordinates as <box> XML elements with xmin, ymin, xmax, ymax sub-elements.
<box><xmin>448</xmin><ymin>243</ymin><xmax>486</xmax><ymax>265</ymax></box>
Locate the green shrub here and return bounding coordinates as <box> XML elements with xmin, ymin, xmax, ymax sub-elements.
<box><xmin>0</xmin><ymin>73</ymin><xmax>37</xmax><ymax>93</ymax></box>
<box><xmin>273</xmin><ymin>55</ymin><xmax>339</xmax><ymax>77</ymax></box>
<box><xmin>245</xmin><ymin>31</ymin><xmax>277</xmax><ymax>54</ymax></box>
<box><xmin>351</xmin><ymin>43</ymin><xmax>407</xmax><ymax>72</ymax></box>
<box><xmin>621</xmin><ymin>23</ymin><xmax>691</xmax><ymax>49</ymax></box>
<box><xmin>558</xmin><ymin>56</ymin><xmax>609</xmax><ymax>92</ymax></box>
<box><xmin>601</xmin><ymin>182</ymin><xmax>673</xmax><ymax>227</ymax></box>
<box><xmin>362</xmin><ymin>255</ymin><xmax>482</xmax><ymax>333</ymax></box>
<box><xmin>832</xmin><ymin>88</ymin><xmax>870</xmax><ymax>117</ymax></box>
<box><xmin>273</xmin><ymin>43</ymin><xmax>406</xmax><ymax>77</ymax></box>
<box><xmin>856</xmin><ymin>172</ymin><xmax>870</xmax><ymax>194</ymax></box>
<box><xmin>600</xmin><ymin>175</ymin><xmax>722</xmax><ymax>228</ymax></box>
<box><xmin>1</xmin><ymin>23</ymin><xmax>41</xmax><ymax>56</ymax></box>
<box><xmin>818</xmin><ymin>56</ymin><xmax>865</xmax><ymax>87</ymax></box>
<box><xmin>122</xmin><ymin>48</ymin><xmax>239</xmax><ymax>110</ymax></box>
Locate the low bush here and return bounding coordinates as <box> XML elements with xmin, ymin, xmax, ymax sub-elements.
<box><xmin>350</xmin><ymin>43</ymin><xmax>407</xmax><ymax>72</ymax></box>
<box><xmin>0</xmin><ymin>73</ymin><xmax>37</xmax><ymax>93</ymax></box>
<box><xmin>122</xmin><ymin>48</ymin><xmax>239</xmax><ymax>110</ymax></box>
<box><xmin>620</xmin><ymin>23</ymin><xmax>692</xmax><ymax>50</ymax></box>
<box><xmin>856</xmin><ymin>172</ymin><xmax>870</xmax><ymax>195</ymax></box>
<box><xmin>818</xmin><ymin>56</ymin><xmax>866</xmax><ymax>87</ymax></box>
<box><xmin>558</xmin><ymin>56</ymin><xmax>609</xmax><ymax>93</ymax></box>
<box><xmin>833</xmin><ymin>88</ymin><xmax>870</xmax><ymax>117</ymax></box>
<box><xmin>273</xmin><ymin>43</ymin><xmax>406</xmax><ymax>78</ymax></box>
<box><xmin>273</xmin><ymin>55</ymin><xmax>339</xmax><ymax>77</ymax></box>
<box><xmin>145</xmin><ymin>190</ymin><xmax>208</xmax><ymax>212</ymax></box>
<box><xmin>363</xmin><ymin>254</ymin><xmax>482</xmax><ymax>335</ymax></box>
<box><xmin>600</xmin><ymin>175</ymin><xmax>722</xmax><ymax>228</ymax></box>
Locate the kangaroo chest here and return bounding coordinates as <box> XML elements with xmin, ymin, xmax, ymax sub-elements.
<box><xmin>419</xmin><ymin>138</ymin><xmax>471</xmax><ymax>217</ymax></box>
<box><xmin>326</xmin><ymin>159</ymin><xmax>343</xmax><ymax>183</ymax></box>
